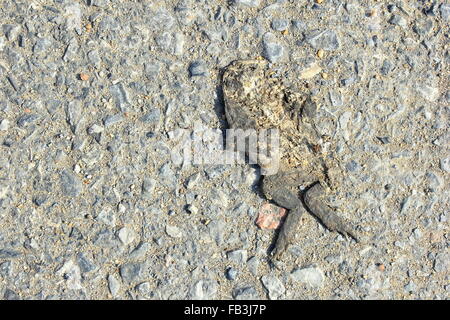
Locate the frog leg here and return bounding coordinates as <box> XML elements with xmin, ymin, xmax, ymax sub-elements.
<box><xmin>261</xmin><ymin>170</ymin><xmax>316</xmax><ymax>260</ymax></box>
<box><xmin>303</xmin><ymin>183</ymin><xmax>358</xmax><ymax>241</ymax></box>
<box><xmin>270</xmin><ymin>205</ymin><xmax>306</xmax><ymax>261</ymax></box>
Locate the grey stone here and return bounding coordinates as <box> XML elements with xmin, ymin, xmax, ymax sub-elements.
<box><xmin>413</xmin><ymin>19</ymin><xmax>433</xmax><ymax>36</ymax></box>
<box><xmin>439</xmin><ymin>158</ymin><xmax>450</xmax><ymax>173</ymax></box>
<box><xmin>232</xmin><ymin>286</ymin><xmax>259</xmax><ymax>300</ymax></box>
<box><xmin>45</xmin><ymin>99</ymin><xmax>61</xmax><ymax>115</ymax></box>
<box><xmin>108</xmin><ymin>274</ymin><xmax>121</xmax><ymax>297</ymax></box>
<box><xmin>60</xmin><ymin>170</ymin><xmax>82</xmax><ymax>197</ymax></box>
<box><xmin>142</xmin><ymin>177</ymin><xmax>156</xmax><ymax>195</ymax></box>
<box><xmin>227</xmin><ymin>249</ymin><xmax>247</xmax><ymax>264</ymax></box>
<box><xmin>0</xmin><ymin>261</ymin><xmax>12</xmax><ymax>277</ymax></box>
<box><xmin>377</xmin><ymin>137</ymin><xmax>391</xmax><ymax>144</ymax></box>
<box><xmin>33</xmin><ymin>37</ymin><xmax>52</xmax><ymax>54</ymax></box>
<box><xmin>261</xmin><ymin>275</ymin><xmax>285</xmax><ymax>300</ymax></box>
<box><xmin>0</xmin><ymin>119</ymin><xmax>9</xmax><ymax>131</ymax></box>
<box><xmin>288</xmin><ymin>245</ymin><xmax>303</xmax><ymax>257</ymax></box>
<box><xmin>150</xmin><ymin>11</ymin><xmax>175</xmax><ymax>30</ymax></box>
<box><xmin>341</xmin><ymin>77</ymin><xmax>355</xmax><ymax>86</ymax></box>
<box><xmin>64</xmin><ymin>3</ymin><xmax>82</xmax><ymax>34</ymax></box>
<box><xmin>433</xmin><ymin>253</ymin><xmax>449</xmax><ymax>273</ymax></box>
<box><xmin>3</xmin><ymin>24</ymin><xmax>21</xmax><ymax>42</ymax></box>
<box><xmin>117</xmin><ymin>227</ymin><xmax>135</xmax><ymax>245</ymax></box>
<box><xmin>441</xmin><ymin>4</ymin><xmax>450</xmax><ymax>21</ymax></box>
<box><xmin>262</xmin><ymin>32</ymin><xmax>285</xmax><ymax>63</ymax></box>
<box><xmin>190</xmin><ymin>279</ymin><xmax>218</xmax><ymax>299</ymax></box>
<box><xmin>120</xmin><ymin>263</ymin><xmax>142</xmax><ymax>283</ymax></box>
<box><xmin>144</xmin><ymin>62</ymin><xmax>161</xmax><ymax>79</ymax></box>
<box><xmin>189</xmin><ymin>61</ymin><xmax>208</xmax><ymax>77</ymax></box>
<box><xmin>175</xmin><ymin>5</ymin><xmax>197</xmax><ymax>26</ymax></box>
<box><xmin>136</xmin><ymin>282</ymin><xmax>152</xmax><ymax>297</ymax></box>
<box><xmin>233</xmin><ymin>0</ymin><xmax>260</xmax><ymax>7</ymax></box>
<box><xmin>165</xmin><ymin>224</ymin><xmax>182</xmax><ymax>238</ymax></box>
<box><xmin>345</xmin><ymin>160</ymin><xmax>360</xmax><ymax>172</ymax></box>
<box><xmin>88</xmin><ymin>124</ymin><xmax>104</xmax><ymax>135</ymax></box>
<box><xmin>186</xmin><ymin>204</ymin><xmax>198</xmax><ymax>215</ymax></box>
<box><xmin>110</xmin><ymin>83</ymin><xmax>130</xmax><ymax>112</ymax></box>
<box><xmin>89</xmin><ymin>0</ymin><xmax>108</xmax><ymax>8</ymax></box>
<box><xmin>130</xmin><ymin>242</ymin><xmax>150</xmax><ymax>260</ymax></box>
<box><xmin>140</xmin><ymin>109</ymin><xmax>160</xmax><ymax>125</ymax></box>
<box><xmin>17</xmin><ymin>114</ymin><xmax>39</xmax><ymax>127</ymax></box>
<box><xmin>381</xmin><ymin>59</ymin><xmax>393</xmax><ymax>75</ymax></box>
<box><xmin>158</xmin><ymin>163</ymin><xmax>177</xmax><ymax>190</ymax></box>
<box><xmin>306</xmin><ymin>30</ymin><xmax>340</xmax><ymax>50</ymax></box>
<box><xmin>404</xmin><ymin>281</ymin><xmax>417</xmax><ymax>293</ymax></box>
<box><xmin>292</xmin><ymin>20</ymin><xmax>306</xmax><ymax>31</ymax></box>
<box><xmin>63</xmin><ymin>38</ymin><xmax>79</xmax><ymax>62</ymax></box>
<box><xmin>226</xmin><ymin>267</ymin><xmax>238</xmax><ymax>280</ymax></box>
<box><xmin>0</xmin><ymin>183</ymin><xmax>10</xmax><ymax>200</ymax></box>
<box><xmin>3</xmin><ymin>289</ymin><xmax>20</xmax><ymax>300</ymax></box>
<box><xmin>76</xmin><ymin>253</ymin><xmax>96</xmax><ymax>273</ymax></box>
<box><xmin>155</xmin><ymin>32</ymin><xmax>173</xmax><ymax>53</ymax></box>
<box><xmin>65</xmin><ymin>100</ymin><xmax>83</xmax><ymax>133</ymax></box>
<box><xmin>207</xmin><ymin>219</ymin><xmax>225</xmax><ymax>246</ymax></box>
<box><xmin>87</xmin><ymin>49</ymin><xmax>101</xmax><ymax>67</ymax></box>
<box><xmin>174</xmin><ymin>32</ymin><xmax>185</xmax><ymax>55</ymax></box>
<box><xmin>32</xmin><ymin>195</ymin><xmax>47</xmax><ymax>206</ymax></box>
<box><xmin>96</xmin><ymin>209</ymin><xmax>116</xmax><ymax>227</ymax></box>
<box><xmin>94</xmin><ymin>229</ymin><xmax>120</xmax><ymax>248</ymax></box>
<box><xmin>205</xmin><ymin>165</ymin><xmax>227</xmax><ymax>179</ymax></box>
<box><xmin>389</xmin><ymin>15</ymin><xmax>407</xmax><ymax>28</ymax></box>
<box><xmin>247</xmin><ymin>256</ymin><xmax>259</xmax><ymax>276</ymax></box>
<box><xmin>103</xmin><ymin>114</ymin><xmax>124</xmax><ymax>127</ymax></box>
<box><xmin>329</xmin><ymin>90</ymin><xmax>343</xmax><ymax>107</ymax></box>
<box><xmin>271</xmin><ymin>19</ymin><xmax>289</xmax><ymax>31</ymax></box>
<box><xmin>291</xmin><ymin>266</ymin><xmax>325</xmax><ymax>288</ymax></box>
<box><xmin>0</xmin><ymin>249</ymin><xmax>20</xmax><ymax>259</ymax></box>
<box><xmin>56</xmin><ymin>260</ymin><xmax>83</xmax><ymax>290</ymax></box>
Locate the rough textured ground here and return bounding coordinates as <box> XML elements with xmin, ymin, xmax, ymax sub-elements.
<box><xmin>0</xmin><ymin>0</ymin><xmax>448</xmax><ymax>300</ymax></box>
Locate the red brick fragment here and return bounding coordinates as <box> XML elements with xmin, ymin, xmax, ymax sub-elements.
<box><xmin>256</xmin><ymin>202</ymin><xmax>287</xmax><ymax>230</ymax></box>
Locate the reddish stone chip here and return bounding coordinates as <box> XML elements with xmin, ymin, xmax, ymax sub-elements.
<box><xmin>79</xmin><ymin>73</ymin><xmax>89</xmax><ymax>81</ymax></box>
<box><xmin>256</xmin><ymin>202</ymin><xmax>287</xmax><ymax>230</ymax></box>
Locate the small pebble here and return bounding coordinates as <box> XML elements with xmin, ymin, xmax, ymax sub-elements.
<box><xmin>117</xmin><ymin>227</ymin><xmax>135</xmax><ymax>245</ymax></box>
<box><xmin>300</xmin><ymin>63</ymin><xmax>322</xmax><ymax>79</ymax></box>
<box><xmin>317</xmin><ymin>49</ymin><xmax>324</xmax><ymax>58</ymax></box>
<box><xmin>232</xmin><ymin>286</ymin><xmax>260</xmax><ymax>300</ymax></box>
<box><xmin>255</xmin><ymin>202</ymin><xmax>287</xmax><ymax>230</ymax></box>
<box><xmin>189</xmin><ymin>61</ymin><xmax>208</xmax><ymax>77</ymax></box>
<box><xmin>186</xmin><ymin>204</ymin><xmax>198</xmax><ymax>215</ymax></box>
<box><xmin>261</xmin><ymin>275</ymin><xmax>285</xmax><ymax>300</ymax></box>
<box><xmin>439</xmin><ymin>158</ymin><xmax>450</xmax><ymax>173</ymax></box>
<box><xmin>262</xmin><ymin>32</ymin><xmax>285</xmax><ymax>63</ymax></box>
<box><xmin>120</xmin><ymin>263</ymin><xmax>142</xmax><ymax>284</ymax></box>
<box><xmin>271</xmin><ymin>19</ymin><xmax>289</xmax><ymax>32</ymax></box>
<box><xmin>225</xmin><ymin>267</ymin><xmax>238</xmax><ymax>280</ymax></box>
<box><xmin>227</xmin><ymin>249</ymin><xmax>247</xmax><ymax>264</ymax></box>
<box><xmin>165</xmin><ymin>225</ymin><xmax>182</xmax><ymax>238</ymax></box>
<box><xmin>79</xmin><ymin>73</ymin><xmax>89</xmax><ymax>81</ymax></box>
<box><xmin>0</xmin><ymin>119</ymin><xmax>9</xmax><ymax>131</ymax></box>
<box><xmin>389</xmin><ymin>14</ymin><xmax>407</xmax><ymax>28</ymax></box>
<box><xmin>291</xmin><ymin>266</ymin><xmax>325</xmax><ymax>288</ymax></box>
<box><xmin>108</xmin><ymin>275</ymin><xmax>121</xmax><ymax>297</ymax></box>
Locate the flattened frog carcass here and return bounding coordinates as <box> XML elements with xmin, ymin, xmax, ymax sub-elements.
<box><xmin>222</xmin><ymin>59</ymin><xmax>358</xmax><ymax>260</ymax></box>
